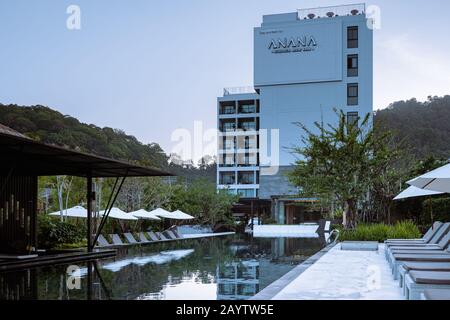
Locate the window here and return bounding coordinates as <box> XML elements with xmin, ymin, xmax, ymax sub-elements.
<box><xmin>220</xmin><ymin>120</ymin><xmax>236</xmax><ymax>132</ymax></box>
<box><xmin>347</xmin><ymin>54</ymin><xmax>358</xmax><ymax>77</ymax></box>
<box><xmin>219</xmin><ymin>102</ymin><xmax>235</xmax><ymax>115</ymax></box>
<box><xmin>220</xmin><ymin>154</ymin><xmax>235</xmax><ymax>167</ymax></box>
<box><xmin>221</xmin><ymin>136</ymin><xmax>235</xmax><ymax>150</ymax></box>
<box><xmin>347</xmin><ymin>26</ymin><xmax>358</xmax><ymax>48</ymax></box>
<box><xmin>239</xmin><ymin>104</ymin><xmax>256</xmax><ymax>114</ymax></box>
<box><xmin>238</xmin><ymin>172</ymin><xmax>254</xmax><ymax>185</ymax></box>
<box><xmin>347</xmin><ymin>112</ymin><xmax>359</xmax><ymax>128</ymax></box>
<box><xmin>237</xmin><ymin>189</ymin><xmax>255</xmax><ymax>198</ymax></box>
<box><xmin>238</xmin><ymin>119</ymin><xmax>256</xmax><ymax>131</ymax></box>
<box><xmin>220</xmin><ymin>172</ymin><xmax>235</xmax><ymax>185</ymax></box>
<box><xmin>347</xmin><ymin>83</ymin><xmax>358</xmax><ymax>106</ymax></box>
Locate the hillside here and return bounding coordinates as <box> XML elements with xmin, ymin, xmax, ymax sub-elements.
<box><xmin>374</xmin><ymin>95</ymin><xmax>450</xmax><ymax>160</ymax></box>
<box><xmin>0</xmin><ymin>104</ymin><xmax>216</xmax><ymax>182</ymax></box>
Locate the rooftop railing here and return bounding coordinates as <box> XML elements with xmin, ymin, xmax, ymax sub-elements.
<box><xmin>223</xmin><ymin>86</ymin><xmax>256</xmax><ymax>96</ymax></box>
<box><xmin>297</xmin><ymin>3</ymin><xmax>365</xmax><ymax>20</ymax></box>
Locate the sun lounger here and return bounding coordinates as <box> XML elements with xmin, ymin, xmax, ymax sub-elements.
<box><xmin>97</xmin><ymin>234</ymin><xmax>112</xmax><ymax>247</ymax></box>
<box><xmin>390</xmin><ymin>250</ymin><xmax>450</xmax><ymax>280</ymax></box>
<box><xmin>422</xmin><ymin>288</ymin><xmax>450</xmax><ymax>300</ymax></box>
<box><xmin>163</xmin><ymin>230</ymin><xmax>177</xmax><ymax>240</ymax></box>
<box><xmin>124</xmin><ymin>233</ymin><xmax>138</xmax><ymax>244</ymax></box>
<box><xmin>404</xmin><ymin>271</ymin><xmax>450</xmax><ymax>300</ymax></box>
<box><xmin>156</xmin><ymin>232</ymin><xmax>169</xmax><ymax>241</ymax></box>
<box><xmin>387</xmin><ymin>232</ymin><xmax>450</xmax><ymax>266</ymax></box>
<box><xmin>110</xmin><ymin>234</ymin><xmax>125</xmax><ymax>246</ymax></box>
<box><xmin>385</xmin><ymin>221</ymin><xmax>443</xmax><ymax>245</ymax></box>
<box><xmin>171</xmin><ymin>229</ymin><xmax>183</xmax><ymax>239</ymax></box>
<box><xmin>147</xmin><ymin>231</ymin><xmax>160</xmax><ymax>241</ymax></box>
<box><xmin>398</xmin><ymin>262</ymin><xmax>450</xmax><ymax>291</ymax></box>
<box><xmin>139</xmin><ymin>232</ymin><xmax>151</xmax><ymax>243</ymax></box>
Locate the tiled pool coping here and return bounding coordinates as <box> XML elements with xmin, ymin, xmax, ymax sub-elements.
<box><xmin>250</xmin><ymin>242</ymin><xmax>337</xmax><ymax>300</ymax></box>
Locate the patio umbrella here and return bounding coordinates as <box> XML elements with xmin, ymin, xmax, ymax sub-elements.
<box><xmin>99</xmin><ymin>207</ymin><xmax>138</xmax><ymax>221</ymax></box>
<box><xmin>148</xmin><ymin>208</ymin><xmax>174</xmax><ymax>219</ymax></box>
<box><xmin>394</xmin><ymin>185</ymin><xmax>444</xmax><ymax>200</ymax></box>
<box><xmin>129</xmin><ymin>209</ymin><xmax>161</xmax><ymax>221</ymax></box>
<box><xmin>48</xmin><ymin>206</ymin><xmax>88</xmax><ymax>218</ymax></box>
<box><xmin>408</xmin><ymin>164</ymin><xmax>450</xmax><ymax>193</ymax></box>
<box><xmin>170</xmin><ymin>210</ymin><xmax>195</xmax><ymax>220</ymax></box>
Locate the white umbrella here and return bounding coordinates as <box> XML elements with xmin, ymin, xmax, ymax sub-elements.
<box><xmin>170</xmin><ymin>210</ymin><xmax>195</xmax><ymax>220</ymax></box>
<box><xmin>148</xmin><ymin>208</ymin><xmax>173</xmax><ymax>219</ymax></box>
<box><xmin>129</xmin><ymin>209</ymin><xmax>161</xmax><ymax>221</ymax></box>
<box><xmin>394</xmin><ymin>185</ymin><xmax>444</xmax><ymax>200</ymax></box>
<box><xmin>99</xmin><ymin>207</ymin><xmax>138</xmax><ymax>221</ymax></box>
<box><xmin>48</xmin><ymin>206</ymin><xmax>88</xmax><ymax>218</ymax></box>
<box><xmin>408</xmin><ymin>164</ymin><xmax>450</xmax><ymax>193</ymax></box>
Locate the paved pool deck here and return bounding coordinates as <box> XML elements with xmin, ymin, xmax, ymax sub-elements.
<box><xmin>181</xmin><ymin>232</ymin><xmax>235</xmax><ymax>239</ymax></box>
<box><xmin>252</xmin><ymin>243</ymin><xmax>404</xmax><ymax>300</ymax></box>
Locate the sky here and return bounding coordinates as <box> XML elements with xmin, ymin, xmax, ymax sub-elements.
<box><xmin>1</xmin><ymin>0</ymin><xmax>450</xmax><ymax>160</ymax></box>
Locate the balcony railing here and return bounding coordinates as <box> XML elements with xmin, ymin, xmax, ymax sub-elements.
<box><xmin>298</xmin><ymin>3</ymin><xmax>365</xmax><ymax>20</ymax></box>
<box><xmin>224</xmin><ymin>87</ymin><xmax>256</xmax><ymax>96</ymax></box>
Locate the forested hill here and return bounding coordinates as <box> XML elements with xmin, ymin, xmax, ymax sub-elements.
<box><xmin>0</xmin><ymin>104</ymin><xmax>215</xmax><ymax>182</ymax></box>
<box><xmin>374</xmin><ymin>95</ymin><xmax>450</xmax><ymax>160</ymax></box>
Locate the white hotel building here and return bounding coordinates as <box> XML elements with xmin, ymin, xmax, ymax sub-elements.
<box><xmin>217</xmin><ymin>4</ymin><xmax>373</xmax><ymax>223</ymax></box>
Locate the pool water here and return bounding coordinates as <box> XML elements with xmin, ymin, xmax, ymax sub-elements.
<box><xmin>0</xmin><ymin>234</ymin><xmax>326</xmax><ymax>300</ymax></box>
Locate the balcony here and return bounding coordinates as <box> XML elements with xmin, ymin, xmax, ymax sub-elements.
<box><xmin>223</xmin><ymin>87</ymin><xmax>256</xmax><ymax>96</ymax></box>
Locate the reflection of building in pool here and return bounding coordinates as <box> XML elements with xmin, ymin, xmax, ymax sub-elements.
<box><xmin>216</xmin><ymin>260</ymin><xmax>259</xmax><ymax>300</ymax></box>
<box><xmin>0</xmin><ymin>269</ymin><xmax>37</xmax><ymax>300</ymax></box>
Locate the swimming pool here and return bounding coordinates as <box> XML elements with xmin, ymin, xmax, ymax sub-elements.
<box><xmin>0</xmin><ymin>234</ymin><xmax>326</xmax><ymax>300</ymax></box>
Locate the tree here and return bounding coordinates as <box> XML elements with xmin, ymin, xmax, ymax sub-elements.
<box><xmin>288</xmin><ymin>109</ymin><xmax>397</xmax><ymax>229</ymax></box>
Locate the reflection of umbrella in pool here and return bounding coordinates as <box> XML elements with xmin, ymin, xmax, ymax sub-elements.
<box><xmin>101</xmin><ymin>249</ymin><xmax>195</xmax><ymax>272</ymax></box>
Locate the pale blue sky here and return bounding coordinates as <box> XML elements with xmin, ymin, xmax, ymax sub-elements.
<box><xmin>1</xmin><ymin>0</ymin><xmax>450</xmax><ymax>155</ymax></box>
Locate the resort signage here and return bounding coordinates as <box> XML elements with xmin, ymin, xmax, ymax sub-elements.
<box><xmin>268</xmin><ymin>36</ymin><xmax>317</xmax><ymax>54</ymax></box>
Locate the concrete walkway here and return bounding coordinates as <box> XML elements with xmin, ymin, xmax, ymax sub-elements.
<box><xmin>271</xmin><ymin>244</ymin><xmax>404</xmax><ymax>300</ymax></box>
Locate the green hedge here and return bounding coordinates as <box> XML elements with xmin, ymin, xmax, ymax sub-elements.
<box><xmin>38</xmin><ymin>214</ymin><xmax>86</xmax><ymax>249</ymax></box>
<box><xmin>338</xmin><ymin>221</ymin><xmax>421</xmax><ymax>243</ymax></box>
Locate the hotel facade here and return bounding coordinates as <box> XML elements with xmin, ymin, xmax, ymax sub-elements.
<box><xmin>217</xmin><ymin>4</ymin><xmax>373</xmax><ymax>224</ymax></box>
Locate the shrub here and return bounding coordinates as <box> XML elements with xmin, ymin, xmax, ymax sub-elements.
<box><xmin>38</xmin><ymin>214</ymin><xmax>86</xmax><ymax>249</ymax></box>
<box><xmin>339</xmin><ymin>221</ymin><xmax>421</xmax><ymax>243</ymax></box>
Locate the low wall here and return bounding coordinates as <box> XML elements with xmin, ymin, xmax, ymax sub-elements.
<box><xmin>253</xmin><ymin>224</ymin><xmax>319</xmax><ymax>238</ymax></box>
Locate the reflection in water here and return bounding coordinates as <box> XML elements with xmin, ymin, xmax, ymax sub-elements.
<box><xmin>0</xmin><ymin>234</ymin><xmax>326</xmax><ymax>300</ymax></box>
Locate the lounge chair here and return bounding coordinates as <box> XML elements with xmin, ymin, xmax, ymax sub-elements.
<box><xmin>124</xmin><ymin>233</ymin><xmax>138</xmax><ymax>244</ymax></box>
<box><xmin>139</xmin><ymin>232</ymin><xmax>151</xmax><ymax>243</ymax></box>
<box><xmin>172</xmin><ymin>229</ymin><xmax>183</xmax><ymax>239</ymax></box>
<box><xmin>422</xmin><ymin>288</ymin><xmax>450</xmax><ymax>300</ymax></box>
<box><xmin>147</xmin><ymin>231</ymin><xmax>160</xmax><ymax>242</ymax></box>
<box><xmin>390</xmin><ymin>249</ymin><xmax>450</xmax><ymax>280</ymax></box>
<box><xmin>386</xmin><ymin>222</ymin><xmax>450</xmax><ymax>266</ymax></box>
<box><xmin>97</xmin><ymin>234</ymin><xmax>112</xmax><ymax>247</ymax></box>
<box><xmin>156</xmin><ymin>232</ymin><xmax>169</xmax><ymax>241</ymax></box>
<box><xmin>404</xmin><ymin>271</ymin><xmax>450</xmax><ymax>300</ymax></box>
<box><xmin>385</xmin><ymin>221</ymin><xmax>443</xmax><ymax>246</ymax></box>
<box><xmin>163</xmin><ymin>230</ymin><xmax>177</xmax><ymax>240</ymax></box>
<box><xmin>110</xmin><ymin>234</ymin><xmax>125</xmax><ymax>246</ymax></box>
<box><xmin>387</xmin><ymin>232</ymin><xmax>450</xmax><ymax>266</ymax></box>
<box><xmin>398</xmin><ymin>262</ymin><xmax>450</xmax><ymax>291</ymax></box>
<box><xmin>385</xmin><ymin>222</ymin><xmax>444</xmax><ymax>247</ymax></box>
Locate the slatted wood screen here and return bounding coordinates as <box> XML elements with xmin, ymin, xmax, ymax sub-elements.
<box><xmin>0</xmin><ymin>176</ymin><xmax>37</xmax><ymax>253</ymax></box>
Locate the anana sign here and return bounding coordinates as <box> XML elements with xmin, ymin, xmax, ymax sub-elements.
<box><xmin>268</xmin><ymin>36</ymin><xmax>317</xmax><ymax>54</ymax></box>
